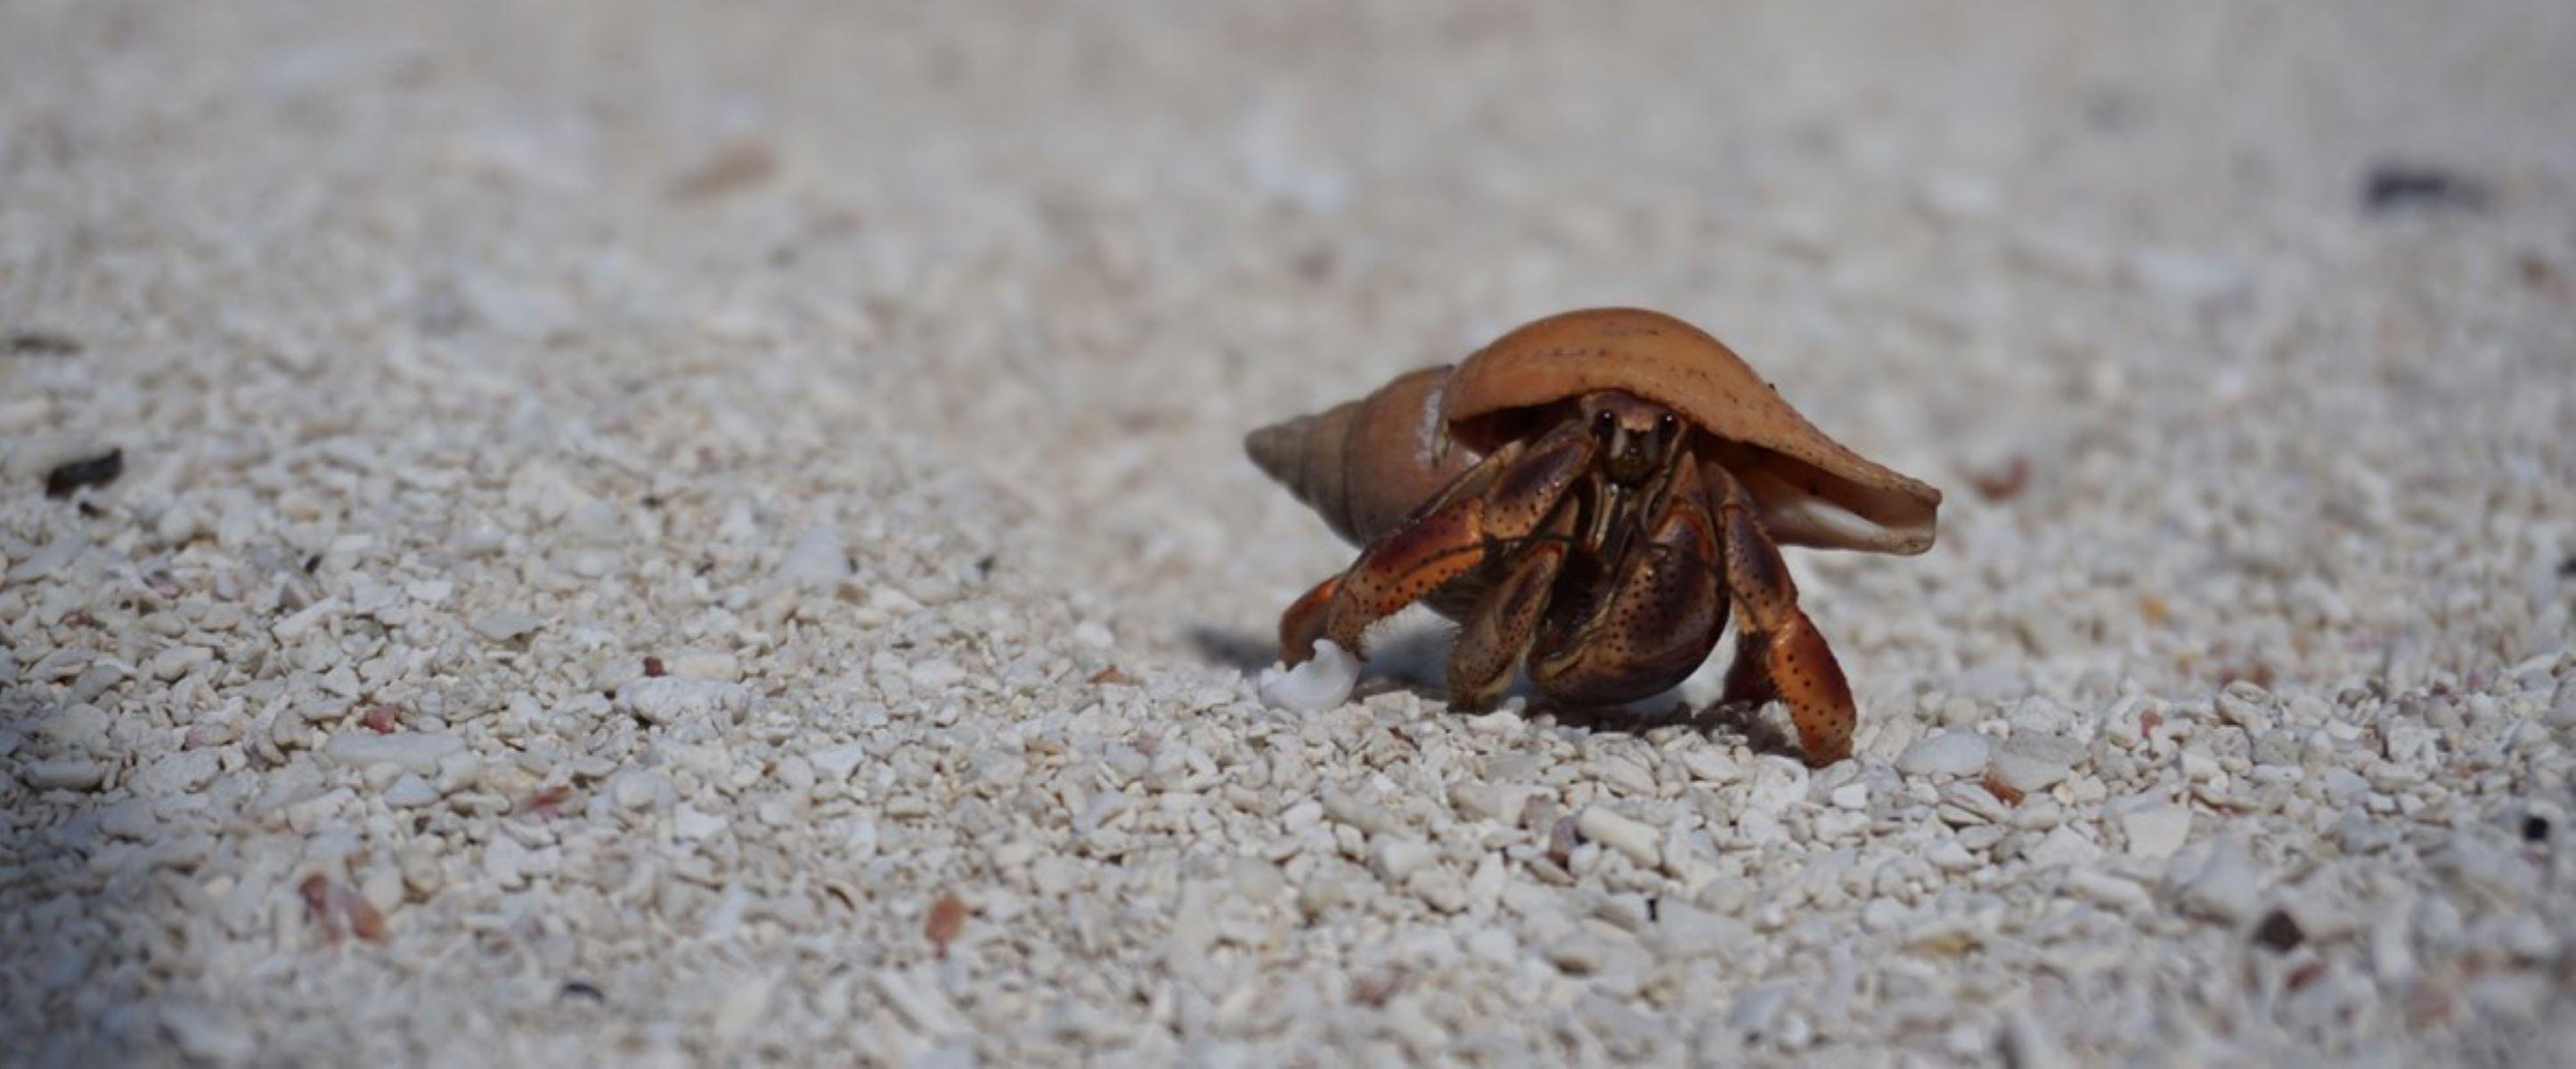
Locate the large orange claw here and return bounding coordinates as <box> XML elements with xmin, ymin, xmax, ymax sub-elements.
<box><xmin>1724</xmin><ymin>611</ymin><xmax>1856</xmax><ymax>767</ymax></box>
<box><xmin>1278</xmin><ymin>574</ymin><xmax>1341</xmax><ymax>665</ymax></box>
<box><xmin>1709</xmin><ymin>460</ymin><xmax>1856</xmax><ymax>766</ymax></box>
<box><xmin>1293</xmin><ymin>422</ymin><xmax>1596</xmax><ymax>663</ymax></box>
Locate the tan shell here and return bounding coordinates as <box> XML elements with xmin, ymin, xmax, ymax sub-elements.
<box><xmin>1444</xmin><ymin>307</ymin><xmax>1941</xmax><ymax>554</ymax></box>
<box><xmin>1245</xmin><ymin>366</ymin><xmax>1476</xmax><ymax>547</ymax></box>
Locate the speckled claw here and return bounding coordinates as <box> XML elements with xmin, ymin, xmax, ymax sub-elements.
<box><xmin>1728</xmin><ymin>611</ymin><xmax>1855</xmax><ymax>767</ymax></box>
<box><xmin>1279</xmin><ymin>574</ymin><xmax>1341</xmax><ymax>665</ymax></box>
<box><xmin>1444</xmin><ymin>526</ymin><xmax>1568</xmax><ymax>711</ymax></box>
<box><xmin>1708</xmin><ymin>461</ymin><xmax>1855</xmax><ymax>767</ymax></box>
<box><xmin>1281</xmin><ymin>421</ymin><xmax>1596</xmax><ymax>665</ymax></box>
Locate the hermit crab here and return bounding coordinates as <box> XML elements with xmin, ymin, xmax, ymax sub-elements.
<box><xmin>1246</xmin><ymin>307</ymin><xmax>1942</xmax><ymax>766</ymax></box>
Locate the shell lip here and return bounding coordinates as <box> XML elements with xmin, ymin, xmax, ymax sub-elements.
<box><xmin>1439</xmin><ymin>307</ymin><xmax>1943</xmax><ymax>555</ymax></box>
<box><xmin>1729</xmin><ymin>445</ymin><xmax>1942</xmax><ymax>555</ymax></box>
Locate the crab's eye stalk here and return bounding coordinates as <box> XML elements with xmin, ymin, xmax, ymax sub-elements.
<box><xmin>1591</xmin><ymin>409</ymin><xmax>1618</xmax><ymax>441</ymax></box>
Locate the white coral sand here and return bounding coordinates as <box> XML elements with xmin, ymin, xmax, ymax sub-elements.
<box><xmin>3</xmin><ymin>2</ymin><xmax>2572</xmax><ymax>1065</ymax></box>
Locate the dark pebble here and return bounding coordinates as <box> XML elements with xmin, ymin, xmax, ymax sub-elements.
<box><xmin>2362</xmin><ymin>165</ymin><xmax>2490</xmax><ymax>214</ymax></box>
<box><xmin>43</xmin><ymin>448</ymin><xmax>123</xmax><ymax>498</ymax></box>
<box><xmin>2525</xmin><ymin>815</ymin><xmax>2551</xmax><ymax>843</ymax></box>
<box><xmin>2252</xmin><ymin>908</ymin><xmax>2304</xmax><ymax>952</ymax></box>
<box><xmin>559</xmin><ymin>980</ymin><xmax>606</xmax><ymax>1001</ymax></box>
<box><xmin>7</xmin><ymin>330</ymin><xmax>83</xmax><ymax>356</ymax></box>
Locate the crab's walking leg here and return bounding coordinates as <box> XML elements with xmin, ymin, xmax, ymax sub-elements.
<box><xmin>1706</xmin><ymin>461</ymin><xmax>1856</xmax><ymax>767</ymax></box>
<box><xmin>1277</xmin><ymin>574</ymin><xmax>1345</xmax><ymax>665</ymax></box>
<box><xmin>1528</xmin><ymin>461</ymin><xmax>1727</xmax><ymax>706</ymax></box>
<box><xmin>1278</xmin><ymin>422</ymin><xmax>1595</xmax><ymax>665</ymax></box>
<box><xmin>1445</xmin><ymin>508</ymin><xmax>1577</xmax><ymax>710</ymax></box>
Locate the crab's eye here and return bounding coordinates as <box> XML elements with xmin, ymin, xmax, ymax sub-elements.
<box><xmin>1591</xmin><ymin>410</ymin><xmax>1618</xmax><ymax>439</ymax></box>
<box><xmin>1656</xmin><ymin>413</ymin><xmax>1680</xmax><ymax>439</ymax></box>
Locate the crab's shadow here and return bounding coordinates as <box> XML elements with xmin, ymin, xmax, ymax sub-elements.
<box><xmin>1186</xmin><ymin>608</ymin><xmax>1456</xmax><ymax>692</ymax></box>
<box><xmin>1534</xmin><ymin>691</ymin><xmax>1803</xmax><ymax>761</ymax></box>
<box><xmin>1181</xmin><ymin>624</ymin><xmax>1281</xmax><ymax>674</ymax></box>
<box><xmin>1183</xmin><ymin>619</ymin><xmax>1806</xmax><ymax>762</ymax></box>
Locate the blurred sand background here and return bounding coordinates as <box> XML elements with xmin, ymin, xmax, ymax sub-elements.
<box><xmin>4</xmin><ymin>2</ymin><xmax>2573</xmax><ymax>1065</ymax></box>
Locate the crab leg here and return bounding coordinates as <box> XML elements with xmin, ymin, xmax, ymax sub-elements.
<box><xmin>1528</xmin><ymin>460</ymin><xmax>1727</xmax><ymax>706</ymax></box>
<box><xmin>1276</xmin><ymin>573</ymin><xmax>1347</xmax><ymax>665</ymax></box>
<box><xmin>1279</xmin><ymin>420</ymin><xmax>1596</xmax><ymax>664</ymax></box>
<box><xmin>1444</xmin><ymin>507</ymin><xmax>1577</xmax><ymax>710</ymax></box>
<box><xmin>1705</xmin><ymin>461</ymin><xmax>1856</xmax><ymax>766</ymax></box>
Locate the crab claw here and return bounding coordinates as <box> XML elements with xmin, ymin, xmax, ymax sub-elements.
<box><xmin>1279</xmin><ymin>574</ymin><xmax>1342</xmax><ymax>665</ymax></box>
<box><xmin>1709</xmin><ymin>461</ymin><xmax>1857</xmax><ymax>767</ymax></box>
<box><xmin>1724</xmin><ymin>611</ymin><xmax>1855</xmax><ymax>767</ymax></box>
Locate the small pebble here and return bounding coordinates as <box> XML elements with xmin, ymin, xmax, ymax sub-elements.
<box><xmin>2173</xmin><ymin>837</ymin><xmax>2262</xmax><ymax>924</ymax></box>
<box><xmin>670</xmin><ymin>651</ymin><xmax>742</xmax><ymax>681</ymax></box>
<box><xmin>383</xmin><ymin>775</ymin><xmax>440</xmax><ymax>808</ymax></box>
<box><xmin>1987</xmin><ymin>752</ymin><xmax>2073</xmax><ymax>796</ymax></box>
<box><xmin>1899</xmin><ymin>731</ymin><xmax>1991</xmax><ymax>777</ymax></box>
<box><xmin>470</xmin><ymin>610</ymin><xmax>544</xmax><ymax>641</ymax></box>
<box><xmin>1409</xmin><ymin>868</ymin><xmax>1469</xmax><ymax>913</ymax></box>
<box><xmin>321</xmin><ymin>732</ymin><xmax>463</xmax><ymax>773</ymax></box>
<box><xmin>43</xmin><ymin>448</ymin><xmax>124</xmax><ymax>498</ymax></box>
<box><xmin>617</xmin><ymin>677</ymin><xmax>748</xmax><ymax>725</ymax></box>
<box><xmin>1372</xmin><ymin>837</ymin><xmax>1434</xmax><ymax>882</ymax></box>
<box><xmin>1651</xmin><ymin>901</ymin><xmax>1751</xmax><ymax>959</ymax></box>
<box><xmin>1576</xmin><ymin>806</ymin><xmax>1662</xmax><ymax>868</ymax></box>
<box><xmin>778</xmin><ymin>526</ymin><xmax>850</xmax><ymax>588</ymax></box>
<box><xmin>2252</xmin><ymin>908</ymin><xmax>2304</xmax><ymax>951</ymax></box>
<box><xmin>2119</xmin><ymin>802</ymin><xmax>2193</xmax><ymax>861</ymax></box>
<box><xmin>2126</xmin><ymin>248</ymin><xmax>2250</xmax><ymax>304</ymax></box>
<box><xmin>2360</xmin><ymin>164</ymin><xmax>2490</xmax><ymax>213</ymax></box>
<box><xmin>1257</xmin><ymin>641</ymin><xmax>1359</xmax><ymax>713</ymax></box>
<box><xmin>147</xmin><ymin>645</ymin><xmax>213</xmax><ymax>681</ymax></box>
<box><xmin>23</xmin><ymin>759</ymin><xmax>107</xmax><ymax>791</ymax></box>
<box><xmin>674</xmin><ymin>805</ymin><xmax>730</xmax><ymax>841</ymax></box>
<box><xmin>809</xmin><ymin>743</ymin><xmax>867</xmax><ymax>783</ymax></box>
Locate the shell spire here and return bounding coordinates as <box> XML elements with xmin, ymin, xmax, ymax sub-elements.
<box><xmin>1244</xmin><ymin>366</ymin><xmax>1475</xmax><ymax>547</ymax></box>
